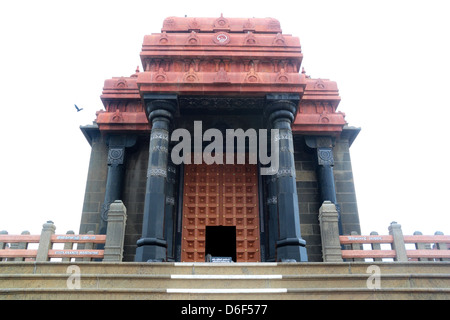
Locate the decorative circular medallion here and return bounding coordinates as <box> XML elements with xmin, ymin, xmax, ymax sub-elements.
<box><xmin>109</xmin><ymin>149</ymin><xmax>123</xmax><ymax>160</ymax></box>
<box><xmin>318</xmin><ymin>149</ymin><xmax>333</xmax><ymax>165</ymax></box>
<box><xmin>217</xmin><ymin>33</ymin><xmax>228</xmax><ymax>42</ymax></box>
<box><xmin>213</xmin><ymin>32</ymin><xmax>230</xmax><ymax>45</ymax></box>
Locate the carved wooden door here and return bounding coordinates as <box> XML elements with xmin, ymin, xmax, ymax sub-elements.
<box><xmin>181</xmin><ymin>162</ymin><xmax>260</xmax><ymax>262</ymax></box>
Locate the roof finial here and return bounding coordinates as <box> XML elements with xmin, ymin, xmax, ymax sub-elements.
<box><xmin>131</xmin><ymin>66</ymin><xmax>140</xmax><ymax>77</ymax></box>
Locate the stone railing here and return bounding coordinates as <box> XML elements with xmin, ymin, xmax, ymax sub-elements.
<box><xmin>0</xmin><ymin>201</ymin><xmax>126</xmax><ymax>262</ymax></box>
<box><xmin>319</xmin><ymin>201</ymin><xmax>450</xmax><ymax>262</ymax></box>
<box><xmin>2</xmin><ymin>200</ymin><xmax>448</xmax><ymax>263</ymax></box>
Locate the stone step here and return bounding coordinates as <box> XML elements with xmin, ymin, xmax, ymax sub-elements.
<box><xmin>1</xmin><ymin>287</ymin><xmax>449</xmax><ymax>300</ymax></box>
<box><xmin>1</xmin><ymin>262</ymin><xmax>449</xmax><ymax>300</ymax></box>
<box><xmin>1</xmin><ymin>261</ymin><xmax>449</xmax><ymax>275</ymax></box>
<box><xmin>1</xmin><ymin>273</ymin><xmax>449</xmax><ymax>289</ymax></box>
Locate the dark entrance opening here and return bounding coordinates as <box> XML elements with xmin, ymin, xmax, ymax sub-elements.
<box><xmin>205</xmin><ymin>226</ymin><xmax>236</xmax><ymax>262</ymax></box>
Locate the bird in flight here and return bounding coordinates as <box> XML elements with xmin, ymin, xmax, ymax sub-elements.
<box><xmin>74</xmin><ymin>104</ymin><xmax>83</xmax><ymax>112</ymax></box>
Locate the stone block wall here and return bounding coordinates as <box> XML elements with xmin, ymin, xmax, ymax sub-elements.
<box><xmin>333</xmin><ymin>128</ymin><xmax>361</xmax><ymax>236</ymax></box>
<box><xmin>294</xmin><ymin>136</ymin><xmax>322</xmax><ymax>262</ymax></box>
<box><xmin>79</xmin><ymin>132</ymin><xmax>108</xmax><ymax>235</ymax></box>
<box><xmin>79</xmin><ymin>131</ymin><xmax>149</xmax><ymax>261</ymax></box>
<box><xmin>121</xmin><ymin>136</ymin><xmax>149</xmax><ymax>261</ymax></box>
<box><xmin>293</xmin><ymin>129</ymin><xmax>361</xmax><ymax>262</ymax></box>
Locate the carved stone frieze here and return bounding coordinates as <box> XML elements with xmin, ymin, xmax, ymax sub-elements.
<box><xmin>178</xmin><ymin>96</ymin><xmax>265</xmax><ymax>111</ymax></box>
<box><xmin>147</xmin><ymin>168</ymin><xmax>167</xmax><ymax>178</ymax></box>
<box><xmin>276</xmin><ymin>167</ymin><xmax>296</xmax><ymax>178</ymax></box>
<box><xmin>150</xmin><ymin>130</ymin><xmax>169</xmax><ymax>141</ymax></box>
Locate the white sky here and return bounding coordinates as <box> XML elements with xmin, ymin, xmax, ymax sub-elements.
<box><xmin>1</xmin><ymin>0</ymin><xmax>449</xmax><ymax>238</ymax></box>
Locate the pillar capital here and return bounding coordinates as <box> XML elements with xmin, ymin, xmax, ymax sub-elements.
<box><xmin>265</xmin><ymin>94</ymin><xmax>300</xmax><ymax>126</ymax></box>
<box><xmin>106</xmin><ymin>134</ymin><xmax>138</xmax><ymax>148</ymax></box>
<box><xmin>305</xmin><ymin>136</ymin><xmax>336</xmax><ymax>169</ymax></box>
<box><xmin>305</xmin><ymin>135</ymin><xmax>335</xmax><ymax>149</ymax></box>
<box><xmin>105</xmin><ymin>134</ymin><xmax>137</xmax><ymax>166</ymax></box>
<box><xmin>266</xmin><ymin>93</ymin><xmax>300</xmax><ymax>105</ymax></box>
<box><xmin>143</xmin><ymin>94</ymin><xmax>178</xmax><ymax>124</ymax></box>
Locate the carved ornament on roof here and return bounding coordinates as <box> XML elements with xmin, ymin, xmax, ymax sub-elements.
<box><xmin>213</xmin><ymin>67</ymin><xmax>230</xmax><ymax>83</ymax></box>
<box><xmin>213</xmin><ymin>32</ymin><xmax>231</xmax><ymax>45</ymax></box>
<box><xmin>273</xmin><ymin>33</ymin><xmax>287</xmax><ymax>46</ymax></box>
<box><xmin>186</xmin><ymin>31</ymin><xmax>200</xmax><ymax>45</ymax></box>
<box><xmin>243</xmin><ymin>18</ymin><xmax>255</xmax><ymax>32</ymax></box>
<box><xmin>213</xmin><ymin>14</ymin><xmax>230</xmax><ymax>31</ymax></box>
<box><xmin>244</xmin><ymin>67</ymin><xmax>259</xmax><ymax>83</ymax></box>
<box><xmin>275</xmin><ymin>68</ymin><xmax>290</xmax><ymax>83</ymax></box>
<box><xmin>188</xmin><ymin>18</ymin><xmax>201</xmax><ymax>32</ymax></box>
<box><xmin>155</xmin><ymin>68</ymin><xmax>168</xmax><ymax>82</ymax></box>
<box><xmin>159</xmin><ymin>32</ymin><xmax>169</xmax><ymax>45</ymax></box>
<box><xmin>243</xmin><ymin>32</ymin><xmax>258</xmax><ymax>45</ymax></box>
<box><xmin>314</xmin><ymin>79</ymin><xmax>326</xmax><ymax>89</ymax></box>
<box><xmin>163</xmin><ymin>17</ymin><xmax>176</xmax><ymax>29</ymax></box>
<box><xmin>114</xmin><ymin>77</ymin><xmax>128</xmax><ymax>88</ymax></box>
<box><xmin>183</xmin><ymin>67</ymin><xmax>199</xmax><ymax>82</ymax></box>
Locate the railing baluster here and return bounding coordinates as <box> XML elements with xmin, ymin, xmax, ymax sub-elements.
<box><xmin>434</xmin><ymin>231</ymin><xmax>449</xmax><ymax>262</ymax></box>
<box><xmin>36</xmin><ymin>221</ymin><xmax>56</xmax><ymax>262</ymax></box>
<box><xmin>14</xmin><ymin>231</ymin><xmax>30</xmax><ymax>262</ymax></box>
<box><xmin>388</xmin><ymin>222</ymin><xmax>407</xmax><ymax>262</ymax></box>
<box><xmin>350</xmin><ymin>231</ymin><xmax>364</xmax><ymax>262</ymax></box>
<box><xmin>370</xmin><ymin>231</ymin><xmax>382</xmax><ymax>262</ymax></box>
<box><xmin>0</xmin><ymin>231</ymin><xmax>8</xmax><ymax>262</ymax></box>
<box><xmin>413</xmin><ymin>231</ymin><xmax>430</xmax><ymax>261</ymax></box>
<box><xmin>62</xmin><ymin>230</ymin><xmax>75</xmax><ymax>263</ymax></box>
<box><xmin>83</xmin><ymin>231</ymin><xmax>95</xmax><ymax>262</ymax></box>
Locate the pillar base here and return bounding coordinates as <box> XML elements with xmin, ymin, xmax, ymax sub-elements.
<box><xmin>276</xmin><ymin>237</ymin><xmax>308</xmax><ymax>262</ymax></box>
<box><xmin>135</xmin><ymin>238</ymin><xmax>167</xmax><ymax>262</ymax></box>
<box><xmin>276</xmin><ymin>243</ymin><xmax>308</xmax><ymax>262</ymax></box>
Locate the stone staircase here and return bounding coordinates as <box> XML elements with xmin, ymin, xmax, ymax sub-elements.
<box><xmin>0</xmin><ymin>261</ymin><xmax>449</xmax><ymax>300</ymax></box>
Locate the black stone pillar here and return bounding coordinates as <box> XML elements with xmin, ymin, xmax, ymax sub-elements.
<box><xmin>305</xmin><ymin>136</ymin><xmax>343</xmax><ymax>235</ymax></box>
<box><xmin>265</xmin><ymin>94</ymin><xmax>307</xmax><ymax>262</ymax></box>
<box><xmin>99</xmin><ymin>135</ymin><xmax>136</xmax><ymax>235</ymax></box>
<box><xmin>164</xmin><ymin>159</ymin><xmax>177</xmax><ymax>262</ymax></box>
<box><xmin>265</xmin><ymin>174</ymin><xmax>278</xmax><ymax>261</ymax></box>
<box><xmin>135</xmin><ymin>94</ymin><xmax>177</xmax><ymax>262</ymax></box>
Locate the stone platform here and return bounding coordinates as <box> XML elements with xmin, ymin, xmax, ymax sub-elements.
<box><xmin>0</xmin><ymin>261</ymin><xmax>449</xmax><ymax>300</ymax></box>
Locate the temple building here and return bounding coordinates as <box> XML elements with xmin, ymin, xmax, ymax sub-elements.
<box><xmin>79</xmin><ymin>15</ymin><xmax>361</xmax><ymax>263</ymax></box>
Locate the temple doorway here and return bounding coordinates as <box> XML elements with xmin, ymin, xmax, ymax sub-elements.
<box><xmin>205</xmin><ymin>226</ymin><xmax>236</xmax><ymax>262</ymax></box>
<box><xmin>180</xmin><ymin>161</ymin><xmax>261</xmax><ymax>262</ymax></box>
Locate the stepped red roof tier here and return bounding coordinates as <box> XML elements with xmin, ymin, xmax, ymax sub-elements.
<box><xmin>95</xmin><ymin>15</ymin><xmax>346</xmax><ymax>135</ymax></box>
